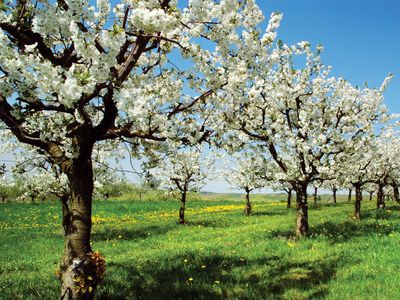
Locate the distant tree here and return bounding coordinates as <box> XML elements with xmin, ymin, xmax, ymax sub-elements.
<box><xmin>284</xmin><ymin>187</ymin><xmax>293</xmax><ymax>208</ymax></box>
<box><xmin>364</xmin><ymin>183</ymin><xmax>376</xmax><ymax>202</ymax></box>
<box><xmin>94</xmin><ymin>168</ymin><xmax>132</xmax><ymax>200</ymax></box>
<box><xmin>223</xmin><ymin>153</ymin><xmax>267</xmax><ymax>215</ymax></box>
<box><xmin>368</xmin><ymin>131</ymin><xmax>400</xmax><ymax>209</ymax></box>
<box><xmin>0</xmin><ymin>163</ymin><xmax>14</xmax><ymax>202</ymax></box>
<box><xmin>338</xmin><ymin>131</ymin><xmax>397</xmax><ymax>219</ymax></box>
<box><xmin>322</xmin><ymin>180</ymin><xmax>339</xmax><ymax>204</ymax></box>
<box><xmin>312</xmin><ymin>181</ymin><xmax>322</xmax><ymax>204</ymax></box>
<box><xmin>150</xmin><ymin>148</ymin><xmax>210</xmax><ymax>224</ymax></box>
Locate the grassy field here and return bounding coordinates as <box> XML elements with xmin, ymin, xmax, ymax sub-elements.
<box><xmin>1</xmin><ymin>194</ymin><xmax>399</xmax><ymax>299</ymax></box>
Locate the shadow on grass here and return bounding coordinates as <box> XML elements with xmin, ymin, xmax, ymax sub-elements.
<box><xmin>92</xmin><ymin>224</ymin><xmax>175</xmax><ymax>242</ymax></box>
<box><xmin>271</xmin><ymin>220</ymin><xmax>394</xmax><ymax>244</ymax></box>
<box><xmin>309</xmin><ymin>201</ymin><xmax>350</xmax><ymax>210</ymax></box>
<box><xmin>97</xmin><ymin>254</ymin><xmax>337</xmax><ymax>300</ymax></box>
<box><xmin>384</xmin><ymin>204</ymin><xmax>400</xmax><ymax>211</ymax></box>
<box><xmin>310</xmin><ymin>221</ymin><xmax>394</xmax><ymax>243</ymax></box>
<box><xmin>250</xmin><ymin>209</ymin><xmax>290</xmax><ymax>217</ymax></box>
<box><xmin>92</xmin><ymin>216</ymin><xmax>234</xmax><ymax>241</ymax></box>
<box><xmin>184</xmin><ymin>219</ymin><xmax>230</xmax><ymax>228</ymax></box>
<box><xmin>266</xmin><ymin>258</ymin><xmax>337</xmax><ymax>299</ymax></box>
<box><xmin>356</xmin><ymin>206</ymin><xmax>399</xmax><ymax>220</ymax></box>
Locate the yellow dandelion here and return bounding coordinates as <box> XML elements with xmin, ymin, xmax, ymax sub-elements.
<box><xmin>287</xmin><ymin>242</ymin><xmax>295</xmax><ymax>248</ymax></box>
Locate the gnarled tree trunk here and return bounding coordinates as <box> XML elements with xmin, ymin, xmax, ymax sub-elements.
<box><xmin>244</xmin><ymin>188</ymin><xmax>251</xmax><ymax>215</ymax></box>
<box><xmin>333</xmin><ymin>187</ymin><xmax>337</xmax><ymax>204</ymax></box>
<box><xmin>179</xmin><ymin>191</ymin><xmax>187</xmax><ymax>224</ymax></box>
<box><xmin>60</xmin><ymin>155</ymin><xmax>99</xmax><ymax>300</ymax></box>
<box><xmin>354</xmin><ymin>184</ymin><xmax>362</xmax><ymax>220</ymax></box>
<box><xmin>295</xmin><ymin>183</ymin><xmax>308</xmax><ymax>237</ymax></box>
<box><xmin>376</xmin><ymin>184</ymin><xmax>385</xmax><ymax>209</ymax></box>
<box><xmin>287</xmin><ymin>188</ymin><xmax>292</xmax><ymax>209</ymax></box>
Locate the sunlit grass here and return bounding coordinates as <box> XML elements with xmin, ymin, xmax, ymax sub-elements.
<box><xmin>1</xmin><ymin>195</ymin><xmax>399</xmax><ymax>299</ymax></box>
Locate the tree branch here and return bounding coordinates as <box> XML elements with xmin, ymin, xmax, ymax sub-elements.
<box><xmin>0</xmin><ymin>96</ymin><xmax>47</xmax><ymax>150</ymax></box>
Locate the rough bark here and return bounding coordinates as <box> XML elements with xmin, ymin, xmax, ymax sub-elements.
<box><xmin>333</xmin><ymin>187</ymin><xmax>337</xmax><ymax>204</ymax></box>
<box><xmin>393</xmin><ymin>184</ymin><xmax>399</xmax><ymax>203</ymax></box>
<box><xmin>287</xmin><ymin>189</ymin><xmax>292</xmax><ymax>209</ymax></box>
<box><xmin>244</xmin><ymin>188</ymin><xmax>252</xmax><ymax>215</ymax></box>
<box><xmin>295</xmin><ymin>184</ymin><xmax>308</xmax><ymax>237</ymax></box>
<box><xmin>60</xmin><ymin>157</ymin><xmax>96</xmax><ymax>300</ymax></box>
<box><xmin>179</xmin><ymin>191</ymin><xmax>186</xmax><ymax>224</ymax></box>
<box><xmin>376</xmin><ymin>184</ymin><xmax>385</xmax><ymax>209</ymax></box>
<box><xmin>354</xmin><ymin>184</ymin><xmax>362</xmax><ymax>220</ymax></box>
<box><xmin>348</xmin><ymin>188</ymin><xmax>352</xmax><ymax>202</ymax></box>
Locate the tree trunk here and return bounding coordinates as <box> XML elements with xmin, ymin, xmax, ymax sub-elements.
<box><xmin>333</xmin><ymin>187</ymin><xmax>337</xmax><ymax>204</ymax></box>
<box><xmin>60</xmin><ymin>157</ymin><xmax>99</xmax><ymax>300</ymax></box>
<box><xmin>295</xmin><ymin>184</ymin><xmax>308</xmax><ymax>237</ymax></box>
<box><xmin>313</xmin><ymin>187</ymin><xmax>318</xmax><ymax>204</ymax></box>
<box><xmin>287</xmin><ymin>189</ymin><xmax>292</xmax><ymax>209</ymax></box>
<box><xmin>377</xmin><ymin>184</ymin><xmax>385</xmax><ymax>209</ymax></box>
<box><xmin>179</xmin><ymin>191</ymin><xmax>186</xmax><ymax>224</ymax></box>
<box><xmin>354</xmin><ymin>184</ymin><xmax>362</xmax><ymax>220</ymax></box>
<box><xmin>348</xmin><ymin>188</ymin><xmax>352</xmax><ymax>202</ymax></box>
<box><xmin>1</xmin><ymin>196</ymin><xmax>5</xmax><ymax>203</ymax></box>
<box><xmin>31</xmin><ymin>195</ymin><xmax>35</xmax><ymax>202</ymax></box>
<box><xmin>369</xmin><ymin>191</ymin><xmax>373</xmax><ymax>201</ymax></box>
<box><xmin>244</xmin><ymin>189</ymin><xmax>252</xmax><ymax>215</ymax></box>
<box><xmin>392</xmin><ymin>184</ymin><xmax>399</xmax><ymax>203</ymax></box>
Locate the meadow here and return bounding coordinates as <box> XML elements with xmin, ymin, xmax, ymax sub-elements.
<box><xmin>0</xmin><ymin>193</ymin><xmax>399</xmax><ymax>299</ymax></box>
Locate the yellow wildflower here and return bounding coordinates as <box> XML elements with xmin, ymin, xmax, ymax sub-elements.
<box><xmin>287</xmin><ymin>242</ymin><xmax>295</xmax><ymax>248</ymax></box>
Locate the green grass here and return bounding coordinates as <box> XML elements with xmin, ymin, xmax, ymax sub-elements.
<box><xmin>1</xmin><ymin>196</ymin><xmax>399</xmax><ymax>299</ymax></box>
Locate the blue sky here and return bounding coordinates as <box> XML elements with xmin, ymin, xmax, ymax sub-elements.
<box><xmin>257</xmin><ymin>0</ymin><xmax>400</xmax><ymax>112</ymax></box>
